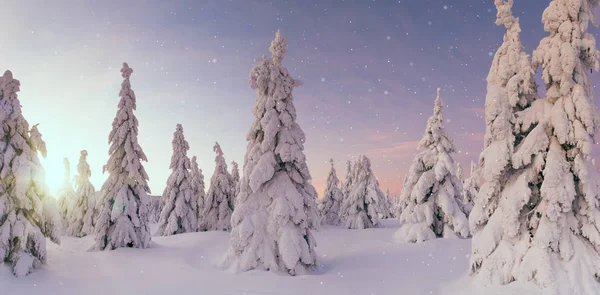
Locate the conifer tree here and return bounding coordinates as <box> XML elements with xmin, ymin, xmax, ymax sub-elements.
<box><xmin>191</xmin><ymin>156</ymin><xmax>206</xmax><ymax>228</ymax></box>
<box><xmin>231</xmin><ymin>161</ymin><xmax>240</xmax><ymax>206</ymax></box>
<box><xmin>57</xmin><ymin>157</ymin><xmax>75</xmax><ymax>227</ymax></box>
<box><xmin>318</xmin><ymin>159</ymin><xmax>344</xmax><ymax>225</ymax></box>
<box><xmin>223</xmin><ymin>31</ymin><xmax>318</xmax><ymax>275</ymax></box>
<box><xmin>65</xmin><ymin>150</ymin><xmax>96</xmax><ymax>237</ymax></box>
<box><xmin>340</xmin><ymin>155</ymin><xmax>387</xmax><ymax>229</ymax></box>
<box><xmin>395</xmin><ymin>89</ymin><xmax>469</xmax><ymax>243</ymax></box>
<box><xmin>91</xmin><ymin>63</ymin><xmax>152</xmax><ymax>251</ymax></box>
<box><xmin>0</xmin><ymin>71</ymin><xmax>60</xmax><ymax>276</ymax></box>
<box><xmin>200</xmin><ymin>142</ymin><xmax>235</xmax><ymax>231</ymax></box>
<box><xmin>156</xmin><ymin>124</ymin><xmax>198</xmax><ymax>236</ymax></box>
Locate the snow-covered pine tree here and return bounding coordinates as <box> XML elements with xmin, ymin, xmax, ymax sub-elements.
<box><xmin>90</xmin><ymin>63</ymin><xmax>151</xmax><ymax>251</ymax></box>
<box><xmin>56</xmin><ymin>157</ymin><xmax>75</xmax><ymax>227</ymax></box>
<box><xmin>339</xmin><ymin>155</ymin><xmax>387</xmax><ymax>229</ymax></box>
<box><xmin>191</xmin><ymin>156</ymin><xmax>206</xmax><ymax>227</ymax></box>
<box><xmin>461</xmin><ymin>160</ymin><xmax>479</xmax><ymax>217</ymax></box>
<box><xmin>156</xmin><ymin>124</ymin><xmax>198</xmax><ymax>236</ymax></box>
<box><xmin>230</xmin><ymin>161</ymin><xmax>240</xmax><ymax>206</ymax></box>
<box><xmin>395</xmin><ymin>89</ymin><xmax>469</xmax><ymax>243</ymax></box>
<box><xmin>148</xmin><ymin>196</ymin><xmax>161</xmax><ymax>223</ymax></box>
<box><xmin>200</xmin><ymin>142</ymin><xmax>234</xmax><ymax>231</ymax></box>
<box><xmin>0</xmin><ymin>71</ymin><xmax>60</xmax><ymax>276</ymax></box>
<box><xmin>223</xmin><ymin>30</ymin><xmax>319</xmax><ymax>275</ymax></box>
<box><xmin>65</xmin><ymin>150</ymin><xmax>96</xmax><ymax>237</ymax></box>
<box><xmin>318</xmin><ymin>159</ymin><xmax>344</xmax><ymax>226</ymax></box>
<box><xmin>339</xmin><ymin>160</ymin><xmax>355</xmax><ymax>221</ymax></box>
<box><xmin>384</xmin><ymin>189</ymin><xmax>394</xmax><ymax>218</ymax></box>
<box><xmin>471</xmin><ymin>0</ymin><xmax>600</xmax><ymax>293</ymax></box>
<box><xmin>456</xmin><ymin>162</ymin><xmax>463</xmax><ymax>181</ymax></box>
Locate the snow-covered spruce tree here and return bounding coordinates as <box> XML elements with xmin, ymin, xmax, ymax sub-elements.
<box><xmin>339</xmin><ymin>159</ymin><xmax>355</xmax><ymax>221</ymax></box>
<box><xmin>384</xmin><ymin>189</ymin><xmax>394</xmax><ymax>218</ymax></box>
<box><xmin>191</xmin><ymin>156</ymin><xmax>206</xmax><ymax>226</ymax></box>
<box><xmin>223</xmin><ymin>30</ymin><xmax>319</xmax><ymax>275</ymax></box>
<box><xmin>90</xmin><ymin>63</ymin><xmax>151</xmax><ymax>251</ymax></box>
<box><xmin>0</xmin><ymin>71</ymin><xmax>60</xmax><ymax>276</ymax></box>
<box><xmin>318</xmin><ymin>159</ymin><xmax>344</xmax><ymax>225</ymax></box>
<box><xmin>461</xmin><ymin>160</ymin><xmax>479</xmax><ymax>217</ymax></box>
<box><xmin>148</xmin><ymin>195</ymin><xmax>161</xmax><ymax>223</ymax></box>
<box><xmin>395</xmin><ymin>89</ymin><xmax>469</xmax><ymax>243</ymax></box>
<box><xmin>56</xmin><ymin>157</ymin><xmax>75</xmax><ymax>227</ymax></box>
<box><xmin>200</xmin><ymin>142</ymin><xmax>234</xmax><ymax>231</ymax></box>
<box><xmin>156</xmin><ymin>124</ymin><xmax>198</xmax><ymax>236</ymax></box>
<box><xmin>65</xmin><ymin>150</ymin><xmax>96</xmax><ymax>237</ymax></box>
<box><xmin>340</xmin><ymin>155</ymin><xmax>387</xmax><ymax>229</ymax></box>
<box><xmin>230</xmin><ymin>161</ymin><xmax>240</xmax><ymax>206</ymax></box>
<box><xmin>456</xmin><ymin>162</ymin><xmax>463</xmax><ymax>181</ymax></box>
<box><xmin>472</xmin><ymin>0</ymin><xmax>600</xmax><ymax>293</ymax></box>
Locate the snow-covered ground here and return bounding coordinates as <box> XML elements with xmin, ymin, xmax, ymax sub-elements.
<box><xmin>1</xmin><ymin>220</ymin><xmax>542</xmax><ymax>295</ymax></box>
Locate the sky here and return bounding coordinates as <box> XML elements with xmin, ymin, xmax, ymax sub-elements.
<box><xmin>0</xmin><ymin>0</ymin><xmax>598</xmax><ymax>196</ymax></box>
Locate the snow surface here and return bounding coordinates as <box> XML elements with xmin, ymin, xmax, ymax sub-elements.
<box><xmin>0</xmin><ymin>220</ymin><xmax>546</xmax><ymax>295</ymax></box>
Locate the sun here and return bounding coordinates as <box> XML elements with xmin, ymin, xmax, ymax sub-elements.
<box><xmin>39</xmin><ymin>156</ymin><xmax>66</xmax><ymax>198</ymax></box>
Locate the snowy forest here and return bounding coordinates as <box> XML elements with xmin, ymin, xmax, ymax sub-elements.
<box><xmin>1</xmin><ymin>0</ymin><xmax>600</xmax><ymax>294</ymax></box>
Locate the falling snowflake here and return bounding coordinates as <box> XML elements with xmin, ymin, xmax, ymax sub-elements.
<box><xmin>443</xmin><ymin>5</ymin><xmax>448</xmax><ymax>10</ymax></box>
<box><xmin>212</xmin><ymin>58</ymin><xmax>218</xmax><ymax>63</ymax></box>
<box><xmin>321</xmin><ymin>77</ymin><xmax>326</xmax><ymax>82</ymax></box>
<box><xmin>386</xmin><ymin>36</ymin><xmax>391</xmax><ymax>40</ymax></box>
<box><xmin>488</xmin><ymin>52</ymin><xmax>494</xmax><ymax>57</ymax></box>
<box><xmin>384</xmin><ymin>90</ymin><xmax>389</xmax><ymax>95</ymax></box>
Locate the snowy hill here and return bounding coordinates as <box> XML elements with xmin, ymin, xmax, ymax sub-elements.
<box><xmin>1</xmin><ymin>220</ymin><xmax>542</xmax><ymax>295</ymax></box>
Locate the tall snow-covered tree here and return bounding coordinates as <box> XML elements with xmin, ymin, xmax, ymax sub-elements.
<box><xmin>56</xmin><ymin>157</ymin><xmax>75</xmax><ymax>227</ymax></box>
<box><xmin>461</xmin><ymin>160</ymin><xmax>479</xmax><ymax>216</ymax></box>
<box><xmin>471</xmin><ymin>0</ymin><xmax>600</xmax><ymax>293</ymax></box>
<box><xmin>156</xmin><ymin>124</ymin><xmax>198</xmax><ymax>236</ymax></box>
<box><xmin>200</xmin><ymin>142</ymin><xmax>234</xmax><ymax>231</ymax></box>
<box><xmin>384</xmin><ymin>189</ymin><xmax>394</xmax><ymax>218</ymax></box>
<box><xmin>395</xmin><ymin>89</ymin><xmax>469</xmax><ymax>243</ymax></box>
<box><xmin>230</xmin><ymin>161</ymin><xmax>240</xmax><ymax>206</ymax></box>
<box><xmin>65</xmin><ymin>150</ymin><xmax>96</xmax><ymax>237</ymax></box>
<box><xmin>469</xmin><ymin>0</ymin><xmax>594</xmax><ymax>293</ymax></box>
<box><xmin>191</xmin><ymin>156</ymin><xmax>206</xmax><ymax>226</ymax></box>
<box><xmin>148</xmin><ymin>196</ymin><xmax>161</xmax><ymax>223</ymax></box>
<box><xmin>223</xmin><ymin>30</ymin><xmax>319</xmax><ymax>275</ymax></box>
<box><xmin>339</xmin><ymin>155</ymin><xmax>387</xmax><ymax>229</ymax></box>
<box><xmin>318</xmin><ymin>159</ymin><xmax>344</xmax><ymax>225</ymax></box>
<box><xmin>0</xmin><ymin>71</ymin><xmax>60</xmax><ymax>276</ymax></box>
<box><xmin>339</xmin><ymin>160</ymin><xmax>355</xmax><ymax>221</ymax></box>
<box><xmin>91</xmin><ymin>63</ymin><xmax>152</xmax><ymax>251</ymax></box>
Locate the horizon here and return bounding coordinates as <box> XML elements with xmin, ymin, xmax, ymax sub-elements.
<box><xmin>0</xmin><ymin>1</ymin><xmax>598</xmax><ymax>197</ymax></box>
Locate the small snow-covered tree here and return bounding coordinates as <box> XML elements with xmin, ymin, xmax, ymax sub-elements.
<box><xmin>319</xmin><ymin>159</ymin><xmax>344</xmax><ymax>225</ymax></box>
<box><xmin>230</xmin><ymin>161</ymin><xmax>240</xmax><ymax>206</ymax></box>
<box><xmin>339</xmin><ymin>160</ymin><xmax>355</xmax><ymax>221</ymax></box>
<box><xmin>384</xmin><ymin>189</ymin><xmax>394</xmax><ymax>218</ymax></box>
<box><xmin>456</xmin><ymin>162</ymin><xmax>463</xmax><ymax>181</ymax></box>
<box><xmin>200</xmin><ymin>142</ymin><xmax>234</xmax><ymax>231</ymax></box>
<box><xmin>339</xmin><ymin>155</ymin><xmax>387</xmax><ymax>229</ymax></box>
<box><xmin>0</xmin><ymin>71</ymin><xmax>60</xmax><ymax>276</ymax></box>
<box><xmin>191</xmin><ymin>156</ymin><xmax>206</xmax><ymax>226</ymax></box>
<box><xmin>461</xmin><ymin>160</ymin><xmax>479</xmax><ymax>217</ymax></box>
<box><xmin>395</xmin><ymin>89</ymin><xmax>469</xmax><ymax>243</ymax></box>
<box><xmin>56</xmin><ymin>157</ymin><xmax>75</xmax><ymax>227</ymax></box>
<box><xmin>223</xmin><ymin>30</ymin><xmax>319</xmax><ymax>275</ymax></box>
<box><xmin>91</xmin><ymin>63</ymin><xmax>152</xmax><ymax>251</ymax></box>
<box><xmin>148</xmin><ymin>196</ymin><xmax>161</xmax><ymax>223</ymax></box>
<box><xmin>65</xmin><ymin>150</ymin><xmax>96</xmax><ymax>237</ymax></box>
<box><xmin>156</xmin><ymin>124</ymin><xmax>198</xmax><ymax>236</ymax></box>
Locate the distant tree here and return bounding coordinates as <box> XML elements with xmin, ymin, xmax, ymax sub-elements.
<box><xmin>200</xmin><ymin>142</ymin><xmax>235</xmax><ymax>231</ymax></box>
<box><xmin>223</xmin><ymin>31</ymin><xmax>318</xmax><ymax>275</ymax></box>
<box><xmin>156</xmin><ymin>124</ymin><xmax>198</xmax><ymax>236</ymax></box>
<box><xmin>319</xmin><ymin>159</ymin><xmax>344</xmax><ymax>225</ymax></box>
<box><xmin>395</xmin><ymin>89</ymin><xmax>469</xmax><ymax>243</ymax></box>
<box><xmin>91</xmin><ymin>63</ymin><xmax>152</xmax><ymax>251</ymax></box>
<box><xmin>57</xmin><ymin>157</ymin><xmax>75</xmax><ymax>228</ymax></box>
<box><xmin>461</xmin><ymin>161</ymin><xmax>479</xmax><ymax>217</ymax></box>
<box><xmin>191</xmin><ymin>156</ymin><xmax>206</xmax><ymax>228</ymax></box>
<box><xmin>230</xmin><ymin>161</ymin><xmax>240</xmax><ymax>206</ymax></box>
<box><xmin>65</xmin><ymin>150</ymin><xmax>96</xmax><ymax>237</ymax></box>
<box><xmin>340</xmin><ymin>155</ymin><xmax>387</xmax><ymax>229</ymax></box>
<box><xmin>0</xmin><ymin>71</ymin><xmax>60</xmax><ymax>276</ymax></box>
